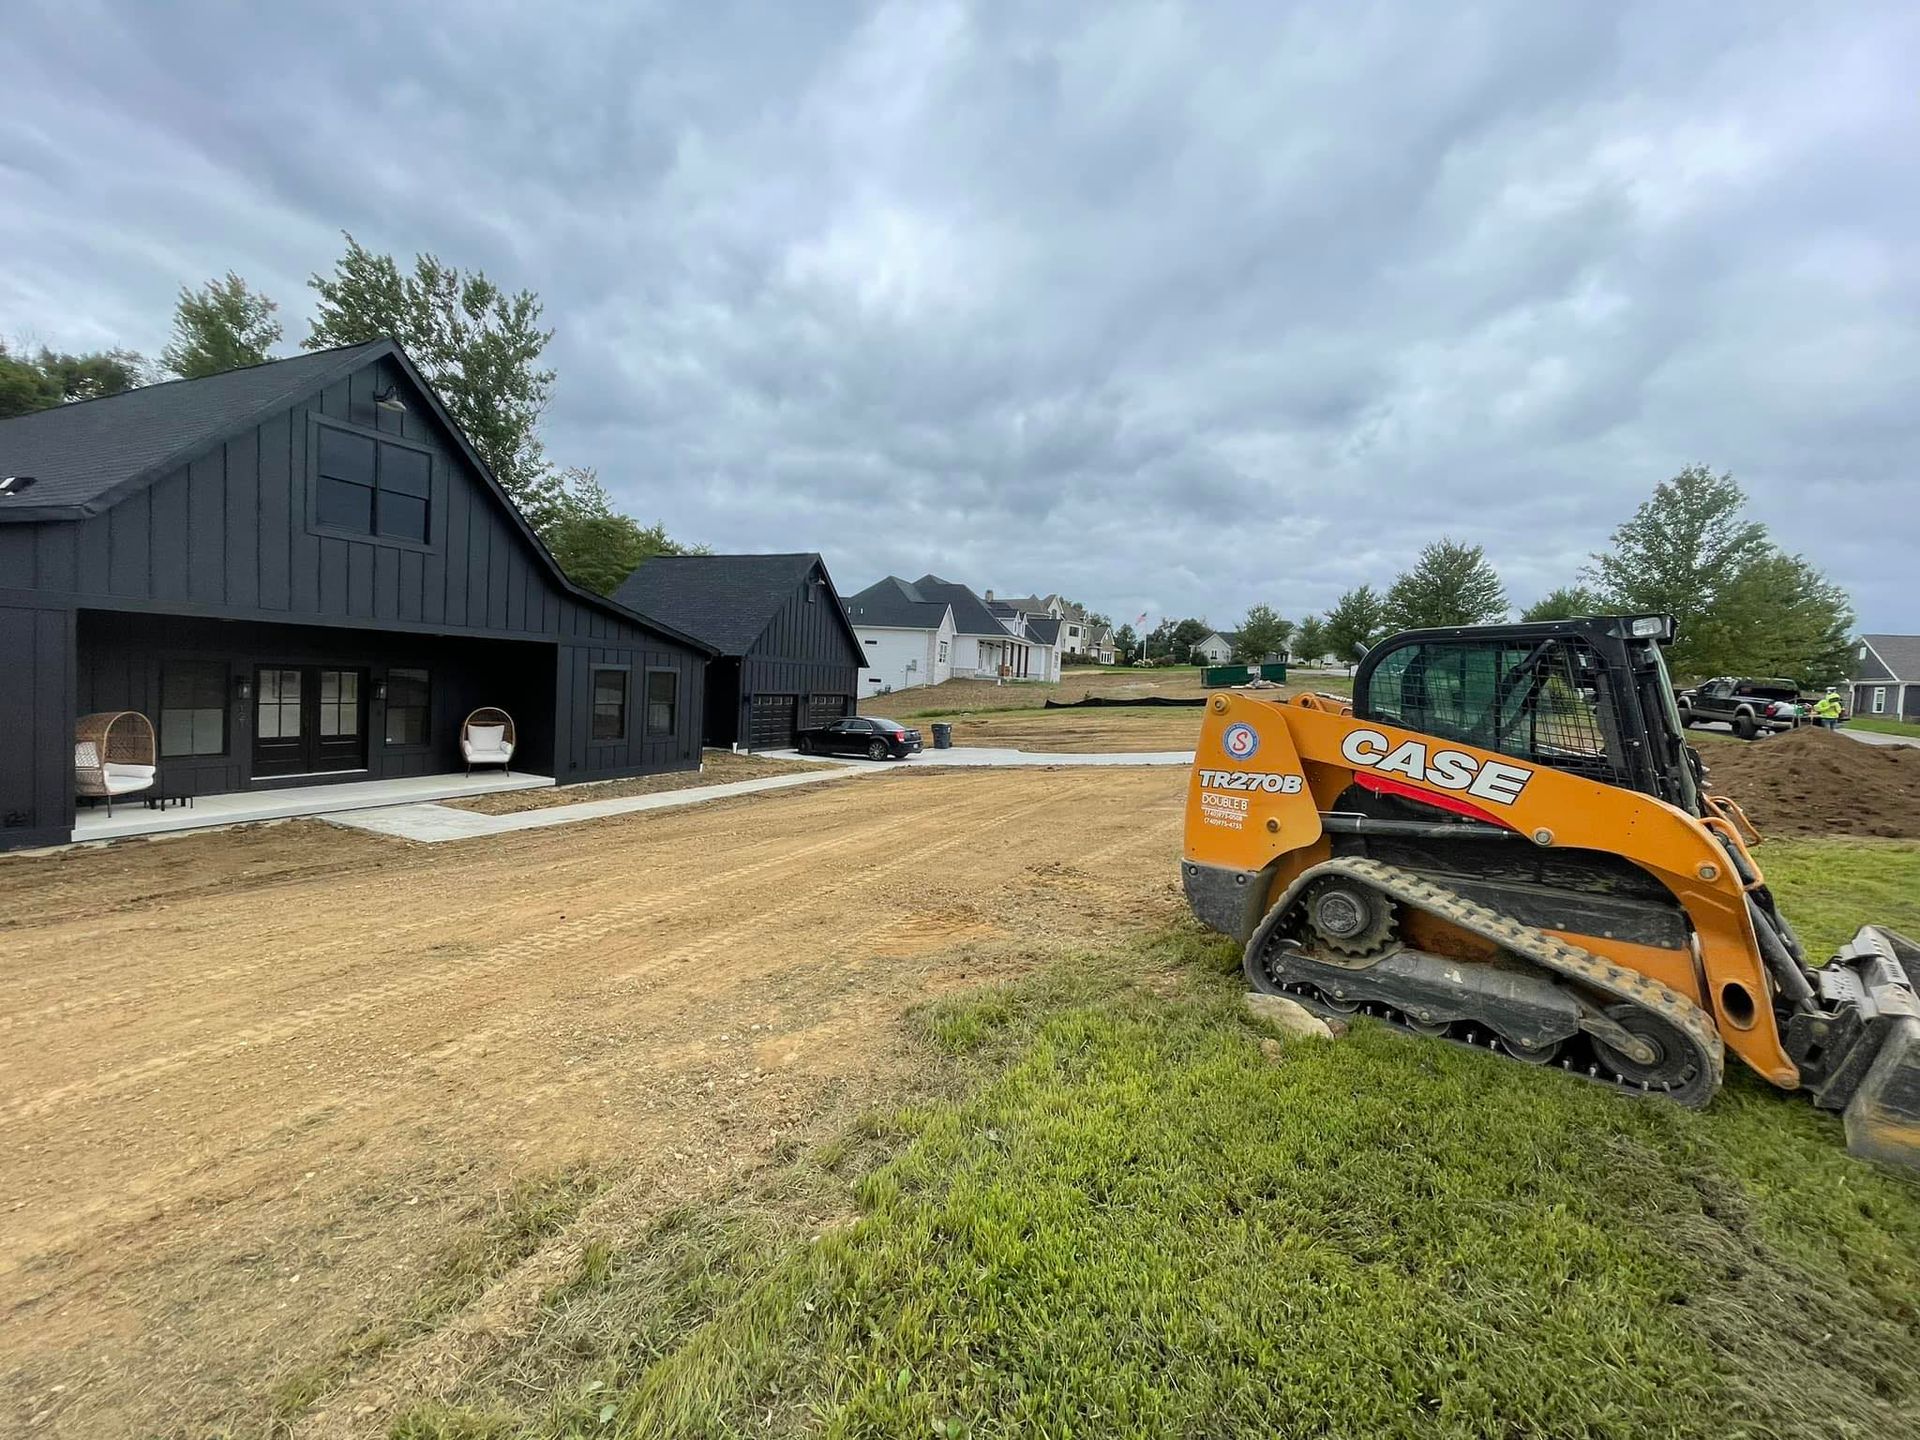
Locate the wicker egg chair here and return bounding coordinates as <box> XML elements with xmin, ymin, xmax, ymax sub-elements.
<box><xmin>74</xmin><ymin>711</ymin><xmax>158</xmax><ymax>815</ymax></box>
<box><xmin>460</xmin><ymin>707</ymin><xmax>516</xmax><ymax>776</ymax></box>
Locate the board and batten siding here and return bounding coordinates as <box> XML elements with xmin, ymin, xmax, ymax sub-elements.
<box><xmin>0</xmin><ymin>602</ymin><xmax>75</xmax><ymax>848</ymax></box>
<box><xmin>739</xmin><ymin>566</ymin><xmax>864</xmax><ymax>709</ymax></box>
<box><xmin>555</xmin><ymin>594</ymin><xmax>703</xmax><ymax>780</ymax></box>
<box><xmin>0</xmin><ymin>356</ymin><xmax>564</xmax><ymax>638</ymax></box>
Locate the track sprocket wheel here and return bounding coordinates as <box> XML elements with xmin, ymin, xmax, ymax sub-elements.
<box><xmin>1590</xmin><ymin>1003</ymin><xmax>1714</xmax><ymax>1104</ymax></box>
<box><xmin>1301</xmin><ymin>879</ymin><xmax>1398</xmax><ymax>957</ymax></box>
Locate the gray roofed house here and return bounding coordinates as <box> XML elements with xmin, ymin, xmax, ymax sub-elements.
<box><xmin>613</xmin><ymin>553</ymin><xmax>865</xmax><ymax>749</ymax></box>
<box><xmin>0</xmin><ymin>339</ymin><xmax>713</xmax><ymax>850</ymax></box>
<box><xmin>1849</xmin><ymin>635</ymin><xmax>1920</xmax><ymax>723</ymax></box>
<box><xmin>845</xmin><ymin>575</ymin><xmax>1056</xmax><ymax>688</ymax></box>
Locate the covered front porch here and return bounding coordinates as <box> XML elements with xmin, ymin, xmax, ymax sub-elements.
<box><xmin>70</xmin><ymin>768</ymin><xmax>553</xmax><ymax>844</ymax></box>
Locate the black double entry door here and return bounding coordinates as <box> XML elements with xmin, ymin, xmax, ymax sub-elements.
<box><xmin>252</xmin><ymin>666</ymin><xmax>368</xmax><ymax>779</ymax></box>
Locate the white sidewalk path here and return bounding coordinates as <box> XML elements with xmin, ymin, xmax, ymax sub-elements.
<box><xmin>1841</xmin><ymin>728</ymin><xmax>1920</xmax><ymax>749</ymax></box>
<box><xmin>330</xmin><ymin>746</ymin><xmax>1196</xmax><ymax>843</ymax></box>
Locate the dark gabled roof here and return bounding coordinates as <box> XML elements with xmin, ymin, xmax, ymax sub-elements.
<box><xmin>0</xmin><ymin>341</ymin><xmax>388</xmax><ymax>522</ymax></box>
<box><xmin>1024</xmin><ymin>615</ymin><xmax>1063</xmax><ymax>646</ymax></box>
<box><xmin>845</xmin><ymin>576</ymin><xmax>952</xmax><ymax>630</ymax></box>
<box><xmin>611</xmin><ymin>552</ymin><xmax>863</xmax><ymax>660</ymax></box>
<box><xmin>0</xmin><ymin>339</ymin><xmax>714</xmax><ymax>654</ymax></box>
<box><xmin>1861</xmin><ymin>635</ymin><xmax>1920</xmax><ymax>681</ymax></box>
<box><xmin>909</xmin><ymin>574</ymin><xmax>1012</xmax><ymax>638</ymax></box>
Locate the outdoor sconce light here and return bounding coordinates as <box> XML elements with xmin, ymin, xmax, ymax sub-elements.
<box><xmin>373</xmin><ymin>679</ymin><xmax>387</xmax><ymax>701</ymax></box>
<box><xmin>235</xmin><ymin>675</ymin><xmax>252</xmax><ymax>702</ymax></box>
<box><xmin>373</xmin><ymin>385</ymin><xmax>408</xmax><ymax>414</ymax></box>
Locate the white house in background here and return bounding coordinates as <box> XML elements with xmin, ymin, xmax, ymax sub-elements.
<box><xmin>844</xmin><ymin>577</ymin><xmax>956</xmax><ymax>693</ymax></box>
<box><xmin>1849</xmin><ymin>635</ymin><xmax>1920</xmax><ymax>721</ymax></box>
<box><xmin>987</xmin><ymin>592</ymin><xmax>1113</xmax><ymax>664</ymax></box>
<box><xmin>986</xmin><ymin>599</ymin><xmax>1066</xmax><ymax>682</ymax></box>
<box><xmin>1195</xmin><ymin>630</ymin><xmax>1237</xmax><ymax>664</ymax></box>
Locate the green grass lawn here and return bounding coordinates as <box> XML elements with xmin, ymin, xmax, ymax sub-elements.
<box><xmin>390</xmin><ymin>841</ymin><xmax>1920</xmax><ymax>1440</ymax></box>
<box><xmin>1846</xmin><ymin>716</ymin><xmax>1920</xmax><ymax>740</ymax></box>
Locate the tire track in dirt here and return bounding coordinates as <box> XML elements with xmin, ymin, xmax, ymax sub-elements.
<box><xmin>0</xmin><ymin>785</ymin><xmax>991</xmax><ymax>1118</ymax></box>
<box><xmin>0</xmin><ymin>790</ymin><xmax>924</xmax><ymax>1034</ymax></box>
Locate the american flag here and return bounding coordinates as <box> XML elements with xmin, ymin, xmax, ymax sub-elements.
<box><xmin>1134</xmin><ymin>611</ymin><xmax>1148</xmax><ymax>625</ymax></box>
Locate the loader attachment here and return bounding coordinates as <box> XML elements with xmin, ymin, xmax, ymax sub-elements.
<box><xmin>1791</xmin><ymin>927</ymin><xmax>1920</xmax><ymax>1169</ymax></box>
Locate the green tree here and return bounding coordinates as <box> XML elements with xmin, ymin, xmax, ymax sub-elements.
<box><xmin>1520</xmin><ymin>584</ymin><xmax>1604</xmax><ymax>622</ymax></box>
<box><xmin>1686</xmin><ymin>551</ymin><xmax>1854</xmax><ymax>687</ymax></box>
<box><xmin>1170</xmin><ymin>618</ymin><xmax>1210</xmax><ymax>664</ymax></box>
<box><xmin>1586</xmin><ymin>464</ymin><xmax>1850</xmax><ymax>681</ymax></box>
<box><xmin>0</xmin><ymin>341</ymin><xmax>145</xmax><ymax>417</ymax></box>
<box><xmin>1382</xmin><ymin>538</ymin><xmax>1508</xmax><ymax>632</ymax></box>
<box><xmin>1113</xmin><ymin>623</ymin><xmax>1138</xmax><ymax>663</ymax></box>
<box><xmin>1322</xmin><ymin>585</ymin><xmax>1384</xmax><ymax>664</ymax></box>
<box><xmin>1583</xmin><ymin>465</ymin><xmax>1769</xmax><ymax>668</ymax></box>
<box><xmin>306</xmin><ymin>233</ymin><xmax>556</xmax><ymax>513</ymax></box>
<box><xmin>1233</xmin><ymin>604</ymin><xmax>1293</xmax><ymax>662</ymax></box>
<box><xmin>1291</xmin><ymin>615</ymin><xmax>1329</xmax><ymax>664</ymax></box>
<box><xmin>540</xmin><ymin>467</ymin><xmax>705</xmax><ymax>596</ymax></box>
<box><xmin>162</xmin><ymin>272</ymin><xmax>282</xmax><ymax>378</ymax></box>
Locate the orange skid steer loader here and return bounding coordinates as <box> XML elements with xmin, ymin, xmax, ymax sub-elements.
<box><xmin>1182</xmin><ymin>615</ymin><xmax>1920</xmax><ymax>1167</ymax></box>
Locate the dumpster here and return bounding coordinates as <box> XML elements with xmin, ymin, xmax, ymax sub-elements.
<box><xmin>931</xmin><ymin>722</ymin><xmax>953</xmax><ymax>749</ymax></box>
<box><xmin>1201</xmin><ymin>663</ymin><xmax>1250</xmax><ymax>687</ymax></box>
<box><xmin>1258</xmin><ymin>662</ymin><xmax>1289</xmax><ymax>683</ymax></box>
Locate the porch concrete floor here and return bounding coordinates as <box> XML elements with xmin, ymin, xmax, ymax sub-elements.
<box><xmin>70</xmin><ymin>771</ymin><xmax>553</xmax><ymax>843</ymax></box>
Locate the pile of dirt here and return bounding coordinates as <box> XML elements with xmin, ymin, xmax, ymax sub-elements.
<box><xmin>1699</xmin><ymin>727</ymin><xmax>1920</xmax><ymax>839</ymax></box>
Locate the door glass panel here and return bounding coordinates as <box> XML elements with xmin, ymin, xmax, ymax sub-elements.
<box><xmin>318</xmin><ymin>670</ymin><xmax>359</xmax><ymax>738</ymax></box>
<box><xmin>258</xmin><ymin>669</ymin><xmax>301</xmax><ymax>741</ymax></box>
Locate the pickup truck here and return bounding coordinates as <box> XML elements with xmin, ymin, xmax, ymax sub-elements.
<box><xmin>1675</xmin><ymin>677</ymin><xmax>1805</xmax><ymax>739</ymax></box>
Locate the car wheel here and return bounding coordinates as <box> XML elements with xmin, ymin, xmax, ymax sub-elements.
<box><xmin>1733</xmin><ymin>713</ymin><xmax>1758</xmax><ymax>741</ymax></box>
<box><xmin>867</xmin><ymin>739</ymin><xmax>888</xmax><ymax>761</ymax></box>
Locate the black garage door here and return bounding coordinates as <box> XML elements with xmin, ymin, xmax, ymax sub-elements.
<box><xmin>806</xmin><ymin>693</ymin><xmax>852</xmax><ymax>727</ymax></box>
<box><xmin>747</xmin><ymin>693</ymin><xmax>798</xmax><ymax>750</ymax></box>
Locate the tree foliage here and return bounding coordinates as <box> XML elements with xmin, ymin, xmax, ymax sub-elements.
<box><xmin>1382</xmin><ymin>538</ymin><xmax>1508</xmax><ymax>632</ymax></box>
<box><xmin>0</xmin><ymin>341</ymin><xmax>145</xmax><ymax>417</ymax></box>
<box><xmin>1233</xmin><ymin>605</ymin><xmax>1293</xmax><ymax>662</ymax></box>
<box><xmin>1585</xmin><ymin>465</ymin><xmax>1853</xmax><ymax>684</ymax></box>
<box><xmin>1291</xmin><ymin>615</ymin><xmax>1330</xmax><ymax>664</ymax></box>
<box><xmin>162</xmin><ymin>272</ymin><xmax>282</xmax><ymax>378</ymax></box>
<box><xmin>306</xmin><ymin>234</ymin><xmax>556</xmax><ymax>512</ymax></box>
<box><xmin>1321</xmin><ymin>585</ymin><xmax>1384</xmax><ymax>664</ymax></box>
<box><xmin>1520</xmin><ymin>585</ymin><xmax>1604</xmax><ymax>622</ymax></box>
<box><xmin>538</xmin><ymin>468</ymin><xmax>707</xmax><ymax>596</ymax></box>
<box><xmin>1145</xmin><ymin>617</ymin><xmax>1210</xmax><ymax>664</ymax></box>
<box><xmin>1113</xmin><ymin>623</ymin><xmax>1138</xmax><ymax>663</ymax></box>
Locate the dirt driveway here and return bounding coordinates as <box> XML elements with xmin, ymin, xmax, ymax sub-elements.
<box><xmin>0</xmin><ymin>767</ymin><xmax>1186</xmax><ymax>1437</ymax></box>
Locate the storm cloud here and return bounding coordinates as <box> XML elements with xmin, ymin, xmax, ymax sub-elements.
<box><xmin>5</xmin><ymin>1</ymin><xmax>1917</xmax><ymax>628</ymax></box>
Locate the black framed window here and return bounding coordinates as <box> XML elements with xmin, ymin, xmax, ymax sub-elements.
<box><xmin>315</xmin><ymin>422</ymin><xmax>433</xmax><ymax>542</ymax></box>
<box><xmin>160</xmin><ymin>661</ymin><xmax>227</xmax><ymax>757</ymax></box>
<box><xmin>592</xmin><ymin>669</ymin><xmax>628</xmax><ymax>741</ymax></box>
<box><xmin>384</xmin><ymin>668</ymin><xmax>430</xmax><ymax>746</ymax></box>
<box><xmin>646</xmin><ymin>669</ymin><xmax>678</xmax><ymax>737</ymax></box>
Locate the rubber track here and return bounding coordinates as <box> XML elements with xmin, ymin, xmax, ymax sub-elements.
<box><xmin>1250</xmin><ymin>855</ymin><xmax>1725</xmax><ymax>1105</ymax></box>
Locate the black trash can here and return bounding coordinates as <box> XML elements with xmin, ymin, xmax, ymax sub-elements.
<box><xmin>931</xmin><ymin>722</ymin><xmax>953</xmax><ymax>749</ymax></box>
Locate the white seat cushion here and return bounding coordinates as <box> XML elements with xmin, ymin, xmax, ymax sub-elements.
<box><xmin>102</xmin><ymin>762</ymin><xmax>156</xmax><ymax>794</ymax></box>
<box><xmin>468</xmin><ymin>724</ymin><xmax>506</xmax><ymax>750</ymax></box>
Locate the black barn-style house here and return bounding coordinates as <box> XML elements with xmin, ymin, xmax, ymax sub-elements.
<box><xmin>0</xmin><ymin>339</ymin><xmax>711</xmax><ymax>851</ymax></box>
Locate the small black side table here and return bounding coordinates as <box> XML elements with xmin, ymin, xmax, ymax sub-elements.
<box><xmin>144</xmin><ymin>789</ymin><xmax>194</xmax><ymax>811</ymax></box>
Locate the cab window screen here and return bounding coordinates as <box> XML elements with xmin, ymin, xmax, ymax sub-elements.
<box><xmin>1364</xmin><ymin>639</ymin><xmax>1622</xmax><ymax>784</ymax></box>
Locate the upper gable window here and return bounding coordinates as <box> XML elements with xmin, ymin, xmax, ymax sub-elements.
<box><xmin>315</xmin><ymin>423</ymin><xmax>432</xmax><ymax>543</ymax></box>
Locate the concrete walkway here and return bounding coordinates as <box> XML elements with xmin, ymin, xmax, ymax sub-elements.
<box><xmin>330</xmin><ymin>745</ymin><xmax>1197</xmax><ymax>844</ymax></box>
<box><xmin>1841</xmin><ymin>727</ymin><xmax>1920</xmax><ymax>749</ymax></box>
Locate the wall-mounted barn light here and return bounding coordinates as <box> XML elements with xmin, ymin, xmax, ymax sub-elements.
<box><xmin>373</xmin><ymin>386</ymin><xmax>408</xmax><ymax>414</ymax></box>
<box><xmin>0</xmin><ymin>474</ymin><xmax>37</xmax><ymax>496</ymax></box>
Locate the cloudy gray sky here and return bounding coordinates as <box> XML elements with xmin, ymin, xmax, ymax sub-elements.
<box><xmin>6</xmin><ymin>1</ymin><xmax>1917</xmax><ymax>630</ymax></box>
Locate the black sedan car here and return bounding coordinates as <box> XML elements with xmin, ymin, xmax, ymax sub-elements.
<box><xmin>796</xmin><ymin>715</ymin><xmax>924</xmax><ymax>760</ymax></box>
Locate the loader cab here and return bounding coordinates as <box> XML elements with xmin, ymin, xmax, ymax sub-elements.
<box><xmin>1352</xmin><ymin>614</ymin><xmax>1699</xmax><ymax>814</ymax></box>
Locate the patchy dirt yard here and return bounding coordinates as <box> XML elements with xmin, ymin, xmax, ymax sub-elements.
<box><xmin>0</xmin><ymin>768</ymin><xmax>1187</xmax><ymax>1438</ymax></box>
<box><xmin>943</xmin><ymin>705</ymin><xmax>1205</xmax><ymax>753</ymax></box>
<box><xmin>863</xmin><ymin>667</ymin><xmax>1211</xmax><ymax>716</ymax></box>
<box><xmin>442</xmin><ymin>748</ymin><xmax>821</xmax><ymax>815</ymax></box>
